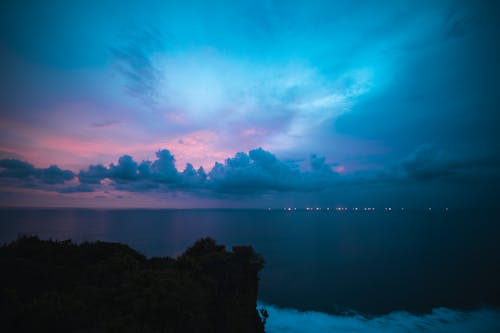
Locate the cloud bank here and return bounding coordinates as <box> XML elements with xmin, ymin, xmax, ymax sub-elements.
<box><xmin>260</xmin><ymin>303</ymin><xmax>500</xmax><ymax>333</ymax></box>
<box><xmin>0</xmin><ymin>159</ymin><xmax>74</xmax><ymax>185</ymax></box>
<box><xmin>400</xmin><ymin>145</ymin><xmax>500</xmax><ymax>184</ymax></box>
<box><xmin>1</xmin><ymin>145</ymin><xmax>499</xmax><ymax>200</ymax></box>
<box><xmin>76</xmin><ymin>147</ymin><xmax>338</xmax><ymax>194</ymax></box>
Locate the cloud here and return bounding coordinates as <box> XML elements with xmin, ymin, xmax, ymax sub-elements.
<box><xmin>111</xmin><ymin>27</ymin><xmax>166</xmax><ymax>107</ymax></box>
<box><xmin>0</xmin><ymin>159</ymin><xmax>74</xmax><ymax>185</ymax></box>
<box><xmin>208</xmin><ymin>148</ymin><xmax>300</xmax><ymax>193</ymax></box>
<box><xmin>259</xmin><ymin>303</ymin><xmax>500</xmax><ymax>333</ymax></box>
<box><xmin>110</xmin><ymin>29</ymin><xmax>373</xmax><ymax>153</ymax></box>
<box><xmin>0</xmin><ymin>150</ymin><xmax>24</xmax><ymax>160</ymax></box>
<box><xmin>401</xmin><ymin>145</ymin><xmax>451</xmax><ymax>181</ymax></box>
<box><xmin>2</xmin><ymin>146</ymin><xmax>497</xmax><ymax>200</ymax></box>
<box><xmin>78</xmin><ymin>164</ymin><xmax>109</xmax><ymax>185</ymax></box>
<box><xmin>91</xmin><ymin>120</ymin><xmax>121</xmax><ymax>128</ymax></box>
<box><xmin>150</xmin><ymin>149</ymin><xmax>178</xmax><ymax>183</ymax></box>
<box><xmin>74</xmin><ymin>148</ymin><xmax>339</xmax><ymax>194</ymax></box>
<box><xmin>207</xmin><ymin>148</ymin><xmax>340</xmax><ymax>193</ymax></box>
<box><xmin>401</xmin><ymin>145</ymin><xmax>500</xmax><ymax>183</ymax></box>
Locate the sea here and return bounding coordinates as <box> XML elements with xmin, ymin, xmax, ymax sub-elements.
<box><xmin>1</xmin><ymin>208</ymin><xmax>500</xmax><ymax>332</ymax></box>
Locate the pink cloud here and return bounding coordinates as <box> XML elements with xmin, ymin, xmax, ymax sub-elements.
<box><xmin>333</xmin><ymin>165</ymin><xmax>345</xmax><ymax>173</ymax></box>
<box><xmin>1</xmin><ymin>116</ymin><xmax>234</xmax><ymax>172</ymax></box>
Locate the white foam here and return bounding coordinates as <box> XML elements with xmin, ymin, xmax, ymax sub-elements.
<box><xmin>258</xmin><ymin>302</ymin><xmax>500</xmax><ymax>333</ymax></box>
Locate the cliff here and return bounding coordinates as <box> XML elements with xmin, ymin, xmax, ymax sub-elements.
<box><xmin>0</xmin><ymin>236</ymin><xmax>266</xmax><ymax>333</ymax></box>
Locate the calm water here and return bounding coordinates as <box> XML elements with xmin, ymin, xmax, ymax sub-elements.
<box><xmin>1</xmin><ymin>208</ymin><xmax>499</xmax><ymax>316</ymax></box>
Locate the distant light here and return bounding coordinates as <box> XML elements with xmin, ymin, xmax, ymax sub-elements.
<box><xmin>445</xmin><ymin>207</ymin><xmax>449</xmax><ymax>211</ymax></box>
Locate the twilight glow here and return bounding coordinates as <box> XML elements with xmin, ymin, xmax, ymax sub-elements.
<box><xmin>0</xmin><ymin>0</ymin><xmax>499</xmax><ymax>207</ymax></box>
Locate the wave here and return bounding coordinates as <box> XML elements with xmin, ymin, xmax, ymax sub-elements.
<box><xmin>258</xmin><ymin>302</ymin><xmax>500</xmax><ymax>333</ymax></box>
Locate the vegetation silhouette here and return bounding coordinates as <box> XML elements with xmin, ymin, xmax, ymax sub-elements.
<box><xmin>0</xmin><ymin>236</ymin><xmax>266</xmax><ymax>333</ymax></box>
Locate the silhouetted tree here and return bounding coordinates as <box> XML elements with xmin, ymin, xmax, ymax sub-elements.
<box><xmin>0</xmin><ymin>236</ymin><xmax>266</xmax><ymax>333</ymax></box>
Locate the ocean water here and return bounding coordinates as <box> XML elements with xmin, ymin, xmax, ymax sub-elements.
<box><xmin>1</xmin><ymin>208</ymin><xmax>500</xmax><ymax>332</ymax></box>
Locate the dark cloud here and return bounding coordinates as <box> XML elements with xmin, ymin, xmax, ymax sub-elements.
<box><xmin>38</xmin><ymin>165</ymin><xmax>75</xmax><ymax>185</ymax></box>
<box><xmin>207</xmin><ymin>148</ymin><xmax>339</xmax><ymax>193</ymax></box>
<box><xmin>2</xmin><ymin>147</ymin><xmax>498</xmax><ymax>201</ymax></box>
<box><xmin>78</xmin><ymin>164</ymin><xmax>109</xmax><ymax>184</ymax></box>
<box><xmin>402</xmin><ymin>145</ymin><xmax>500</xmax><ymax>183</ymax></box>
<box><xmin>180</xmin><ymin>163</ymin><xmax>206</xmax><ymax>187</ymax></box>
<box><xmin>150</xmin><ymin>149</ymin><xmax>178</xmax><ymax>183</ymax></box>
<box><xmin>0</xmin><ymin>159</ymin><xmax>74</xmax><ymax>185</ymax></box>
<box><xmin>74</xmin><ymin>148</ymin><xmax>339</xmax><ymax>194</ymax></box>
<box><xmin>77</xmin><ymin>149</ymin><xmax>183</xmax><ymax>191</ymax></box>
<box><xmin>208</xmin><ymin>148</ymin><xmax>299</xmax><ymax>193</ymax></box>
<box><xmin>110</xmin><ymin>155</ymin><xmax>140</xmax><ymax>181</ymax></box>
<box><xmin>443</xmin><ymin>10</ymin><xmax>470</xmax><ymax>40</ymax></box>
<box><xmin>0</xmin><ymin>159</ymin><xmax>35</xmax><ymax>179</ymax></box>
<box><xmin>402</xmin><ymin>145</ymin><xmax>451</xmax><ymax>181</ymax></box>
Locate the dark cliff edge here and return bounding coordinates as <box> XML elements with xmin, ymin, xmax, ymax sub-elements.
<box><xmin>0</xmin><ymin>236</ymin><xmax>266</xmax><ymax>333</ymax></box>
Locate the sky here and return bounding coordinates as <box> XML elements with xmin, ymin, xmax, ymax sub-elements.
<box><xmin>0</xmin><ymin>0</ymin><xmax>499</xmax><ymax>208</ymax></box>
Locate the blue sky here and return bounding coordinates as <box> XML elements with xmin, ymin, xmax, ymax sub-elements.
<box><xmin>0</xmin><ymin>0</ymin><xmax>499</xmax><ymax>207</ymax></box>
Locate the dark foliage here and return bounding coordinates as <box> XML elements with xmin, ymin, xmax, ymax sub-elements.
<box><xmin>0</xmin><ymin>236</ymin><xmax>266</xmax><ymax>333</ymax></box>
